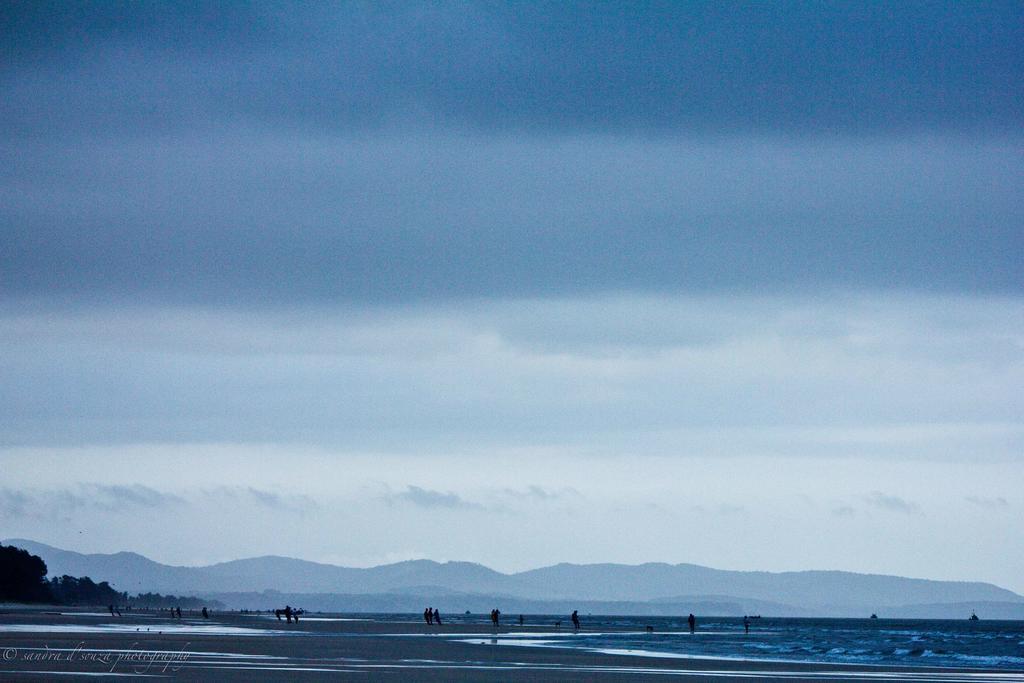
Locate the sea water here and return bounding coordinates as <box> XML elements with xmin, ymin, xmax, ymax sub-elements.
<box><xmin>580</xmin><ymin>617</ymin><xmax>1024</xmax><ymax>670</ymax></box>
<box><xmin>364</xmin><ymin>614</ymin><xmax>1024</xmax><ymax>671</ymax></box>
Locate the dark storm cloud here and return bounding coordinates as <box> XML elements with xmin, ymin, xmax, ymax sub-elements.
<box><xmin>500</xmin><ymin>485</ymin><xmax>575</xmax><ymax>502</ymax></box>
<box><xmin>3</xmin><ymin>1</ymin><xmax>1022</xmax><ymax>136</ymax></box>
<box><xmin>864</xmin><ymin>491</ymin><xmax>921</xmax><ymax>514</ymax></box>
<box><xmin>203</xmin><ymin>486</ymin><xmax>318</xmax><ymax>514</ymax></box>
<box><xmin>1</xmin><ymin>134</ymin><xmax>1021</xmax><ymax>305</ymax></box>
<box><xmin>1</xmin><ymin>1</ymin><xmax>1022</xmax><ymax>305</ymax></box>
<box><xmin>964</xmin><ymin>495</ymin><xmax>1010</xmax><ymax>510</ymax></box>
<box><xmin>0</xmin><ymin>484</ymin><xmax>182</xmax><ymax>519</ymax></box>
<box><xmin>388</xmin><ymin>485</ymin><xmax>482</xmax><ymax>510</ymax></box>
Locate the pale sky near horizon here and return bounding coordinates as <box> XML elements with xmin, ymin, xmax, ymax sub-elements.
<box><xmin>2</xmin><ymin>2</ymin><xmax>1022</xmax><ymax>594</ymax></box>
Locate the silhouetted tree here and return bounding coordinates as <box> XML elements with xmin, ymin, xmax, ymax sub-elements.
<box><xmin>49</xmin><ymin>575</ymin><xmax>126</xmax><ymax>605</ymax></box>
<box><xmin>1</xmin><ymin>543</ymin><xmax>217</xmax><ymax>608</ymax></box>
<box><xmin>0</xmin><ymin>544</ymin><xmax>53</xmax><ymax>602</ymax></box>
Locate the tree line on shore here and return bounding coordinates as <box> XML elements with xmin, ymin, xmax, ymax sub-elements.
<box><xmin>1</xmin><ymin>543</ymin><xmax>217</xmax><ymax>608</ymax></box>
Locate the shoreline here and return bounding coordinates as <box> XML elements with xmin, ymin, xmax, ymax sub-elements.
<box><xmin>1</xmin><ymin>608</ymin><xmax>1021</xmax><ymax>681</ymax></box>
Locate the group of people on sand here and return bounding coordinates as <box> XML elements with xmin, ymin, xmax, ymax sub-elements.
<box><xmin>105</xmin><ymin>605</ymin><xmax>209</xmax><ymax>619</ymax></box>
<box><xmin>155</xmin><ymin>606</ymin><xmax>209</xmax><ymax>619</ymax></box>
<box><xmin>274</xmin><ymin>605</ymin><xmax>302</xmax><ymax>623</ymax></box>
<box><xmin>492</xmin><ymin>609</ymin><xmax>581</xmax><ymax>630</ymax></box>
<box><xmin>423</xmin><ymin>607</ymin><xmax>442</xmax><ymax>625</ymax></box>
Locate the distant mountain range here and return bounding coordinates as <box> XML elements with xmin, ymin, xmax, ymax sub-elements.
<box><xmin>7</xmin><ymin>538</ymin><xmax>1023</xmax><ymax>618</ymax></box>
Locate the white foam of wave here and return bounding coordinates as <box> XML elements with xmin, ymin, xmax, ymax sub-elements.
<box><xmin>457</xmin><ymin>637</ymin><xmax>1024</xmax><ymax>680</ymax></box>
<box><xmin>952</xmin><ymin>654</ymin><xmax>1024</xmax><ymax>668</ymax></box>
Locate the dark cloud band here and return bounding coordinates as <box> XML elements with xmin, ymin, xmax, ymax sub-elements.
<box><xmin>3</xmin><ymin>1</ymin><xmax>1022</xmax><ymax>136</ymax></box>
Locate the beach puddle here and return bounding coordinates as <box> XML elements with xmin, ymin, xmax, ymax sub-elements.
<box><xmin>458</xmin><ymin>638</ymin><xmax>559</xmax><ymax>648</ymax></box>
<box><xmin>260</xmin><ymin>616</ymin><xmax>366</xmax><ymax>622</ymax></box>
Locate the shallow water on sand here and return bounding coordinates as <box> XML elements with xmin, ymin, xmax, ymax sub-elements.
<box><xmin>354</xmin><ymin>614</ymin><xmax>1024</xmax><ymax>671</ymax></box>
<box><xmin>0</xmin><ymin>623</ymin><xmax>288</xmax><ymax>636</ymax></box>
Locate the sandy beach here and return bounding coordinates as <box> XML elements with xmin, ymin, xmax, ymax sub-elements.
<box><xmin>1</xmin><ymin>608</ymin><xmax>1021</xmax><ymax>681</ymax></box>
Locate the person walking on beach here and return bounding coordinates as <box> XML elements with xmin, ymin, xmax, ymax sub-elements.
<box><xmin>425</xmin><ymin>607</ymin><xmax>432</xmax><ymax>625</ymax></box>
<box><xmin>688</xmin><ymin>613</ymin><xmax>696</xmax><ymax>634</ymax></box>
<box><xmin>202</xmin><ymin>607</ymin><xmax>209</xmax><ymax>619</ymax></box>
<box><xmin>743</xmin><ymin>615</ymin><xmax>750</xmax><ymax>634</ymax></box>
<box><xmin>571</xmin><ymin>610</ymin><xmax>580</xmax><ymax>630</ymax></box>
<box><xmin>433</xmin><ymin>608</ymin><xmax>442</xmax><ymax>625</ymax></box>
<box><xmin>519</xmin><ymin>614</ymin><xmax>524</xmax><ymax>626</ymax></box>
<box><xmin>284</xmin><ymin>605</ymin><xmax>293</xmax><ymax>623</ymax></box>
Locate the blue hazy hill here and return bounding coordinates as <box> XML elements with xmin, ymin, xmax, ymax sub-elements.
<box><xmin>7</xmin><ymin>538</ymin><xmax>1022</xmax><ymax>617</ymax></box>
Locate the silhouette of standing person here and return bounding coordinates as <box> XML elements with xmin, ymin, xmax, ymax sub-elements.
<box><xmin>494</xmin><ymin>608</ymin><xmax>500</xmax><ymax>627</ymax></box>
<box><xmin>519</xmin><ymin>614</ymin><xmax>524</xmax><ymax>626</ymax></box>
<box><xmin>571</xmin><ymin>610</ymin><xmax>580</xmax><ymax>630</ymax></box>
<box><xmin>743</xmin><ymin>615</ymin><xmax>750</xmax><ymax>634</ymax></box>
<box><xmin>425</xmin><ymin>607</ymin><xmax>432</xmax><ymax>625</ymax></box>
<box><xmin>284</xmin><ymin>605</ymin><xmax>293</xmax><ymax>623</ymax></box>
<box><xmin>688</xmin><ymin>613</ymin><xmax>696</xmax><ymax>634</ymax></box>
<box><xmin>433</xmin><ymin>608</ymin><xmax>442</xmax><ymax>625</ymax></box>
<box><xmin>202</xmin><ymin>607</ymin><xmax>209</xmax><ymax>619</ymax></box>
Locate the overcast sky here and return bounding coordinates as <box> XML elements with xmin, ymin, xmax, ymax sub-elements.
<box><xmin>2</xmin><ymin>1</ymin><xmax>1022</xmax><ymax>593</ymax></box>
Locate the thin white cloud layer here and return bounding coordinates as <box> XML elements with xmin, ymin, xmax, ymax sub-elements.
<box><xmin>2</xmin><ymin>292</ymin><xmax>1021</xmax><ymax>455</ymax></box>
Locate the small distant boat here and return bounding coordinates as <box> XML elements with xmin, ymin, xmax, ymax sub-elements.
<box><xmin>870</xmin><ymin>613</ymin><xmax>878</xmax><ymax>619</ymax></box>
<box><xmin>969</xmin><ymin>612</ymin><xmax>979</xmax><ymax>621</ymax></box>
